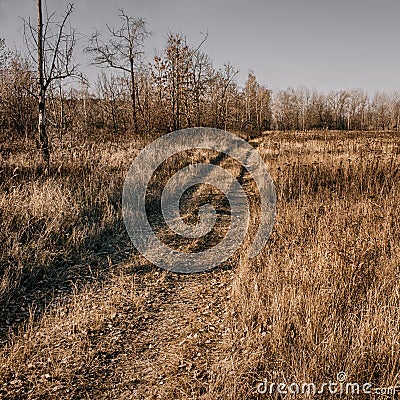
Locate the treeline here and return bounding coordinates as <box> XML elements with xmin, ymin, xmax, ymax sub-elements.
<box><xmin>1</xmin><ymin>22</ymin><xmax>400</xmax><ymax>146</ymax></box>
<box><xmin>273</xmin><ymin>87</ymin><xmax>400</xmax><ymax>132</ymax></box>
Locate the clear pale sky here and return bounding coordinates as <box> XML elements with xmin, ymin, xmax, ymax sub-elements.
<box><xmin>1</xmin><ymin>0</ymin><xmax>399</xmax><ymax>94</ymax></box>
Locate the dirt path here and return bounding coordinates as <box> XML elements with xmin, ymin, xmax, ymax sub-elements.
<box><xmin>1</xmin><ymin>147</ymin><xmax>258</xmax><ymax>399</ymax></box>
<box><xmin>0</xmin><ymin>257</ymin><xmax>238</xmax><ymax>399</ymax></box>
<box><xmin>85</xmin><ymin>264</ymin><xmax>233</xmax><ymax>399</ymax></box>
<box><xmin>79</xmin><ymin>149</ymin><xmax>258</xmax><ymax>398</ymax></box>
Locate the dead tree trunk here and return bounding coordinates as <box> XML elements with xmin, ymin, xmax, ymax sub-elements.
<box><xmin>38</xmin><ymin>89</ymin><xmax>49</xmax><ymax>164</ymax></box>
<box><xmin>37</xmin><ymin>0</ymin><xmax>50</xmax><ymax>168</ymax></box>
<box><xmin>129</xmin><ymin>57</ymin><xmax>138</xmax><ymax>133</ymax></box>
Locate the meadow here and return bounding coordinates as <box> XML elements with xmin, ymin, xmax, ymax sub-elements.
<box><xmin>0</xmin><ymin>130</ymin><xmax>399</xmax><ymax>399</ymax></box>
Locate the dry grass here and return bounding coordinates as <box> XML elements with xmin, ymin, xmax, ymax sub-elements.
<box><xmin>0</xmin><ymin>131</ymin><xmax>399</xmax><ymax>399</ymax></box>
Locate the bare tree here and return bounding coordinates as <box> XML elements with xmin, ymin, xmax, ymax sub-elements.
<box><xmin>150</xmin><ymin>32</ymin><xmax>209</xmax><ymax>131</ymax></box>
<box><xmin>23</xmin><ymin>0</ymin><xmax>79</xmax><ymax>169</ymax></box>
<box><xmin>243</xmin><ymin>71</ymin><xmax>271</xmax><ymax>133</ymax></box>
<box><xmin>214</xmin><ymin>63</ymin><xmax>239</xmax><ymax>130</ymax></box>
<box><xmin>191</xmin><ymin>51</ymin><xmax>212</xmax><ymax>126</ymax></box>
<box><xmin>86</xmin><ymin>10</ymin><xmax>150</xmax><ymax>133</ymax></box>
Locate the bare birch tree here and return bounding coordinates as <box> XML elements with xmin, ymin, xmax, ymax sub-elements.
<box><xmin>86</xmin><ymin>10</ymin><xmax>150</xmax><ymax>134</ymax></box>
<box><xmin>23</xmin><ymin>0</ymin><xmax>79</xmax><ymax>170</ymax></box>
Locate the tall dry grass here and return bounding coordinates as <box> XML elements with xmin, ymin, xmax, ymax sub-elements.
<box><xmin>0</xmin><ymin>131</ymin><xmax>399</xmax><ymax>399</ymax></box>
<box><xmin>0</xmin><ymin>136</ymin><xmax>143</xmax><ymax>334</ymax></box>
<box><xmin>207</xmin><ymin>131</ymin><xmax>400</xmax><ymax>398</ymax></box>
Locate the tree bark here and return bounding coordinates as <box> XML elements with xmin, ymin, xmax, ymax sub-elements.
<box><xmin>38</xmin><ymin>89</ymin><xmax>49</xmax><ymax>162</ymax></box>
<box><xmin>37</xmin><ymin>0</ymin><xmax>50</xmax><ymax>168</ymax></box>
<box><xmin>129</xmin><ymin>58</ymin><xmax>138</xmax><ymax>133</ymax></box>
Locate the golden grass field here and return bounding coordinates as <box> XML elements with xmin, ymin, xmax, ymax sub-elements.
<box><xmin>0</xmin><ymin>130</ymin><xmax>399</xmax><ymax>399</ymax></box>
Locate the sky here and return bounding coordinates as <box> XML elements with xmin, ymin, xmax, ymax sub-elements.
<box><xmin>1</xmin><ymin>0</ymin><xmax>399</xmax><ymax>94</ymax></box>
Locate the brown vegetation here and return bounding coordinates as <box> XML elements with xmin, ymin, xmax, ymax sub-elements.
<box><xmin>0</xmin><ymin>131</ymin><xmax>399</xmax><ymax>398</ymax></box>
<box><xmin>0</xmin><ymin>4</ymin><xmax>399</xmax><ymax>399</ymax></box>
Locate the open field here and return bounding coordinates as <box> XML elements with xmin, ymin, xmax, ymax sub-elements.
<box><xmin>0</xmin><ymin>130</ymin><xmax>399</xmax><ymax>399</ymax></box>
